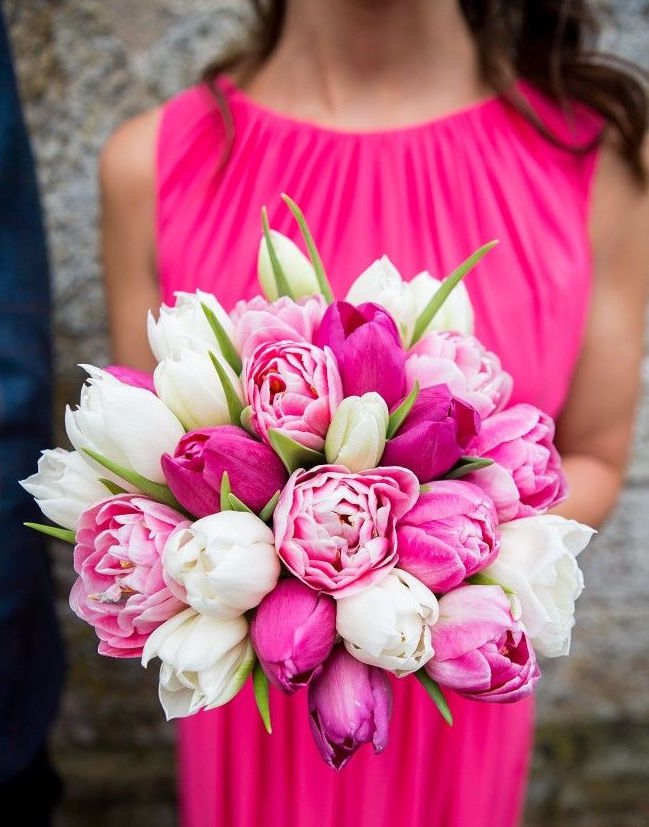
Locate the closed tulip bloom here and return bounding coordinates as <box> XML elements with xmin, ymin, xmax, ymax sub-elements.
<box><xmin>308</xmin><ymin>645</ymin><xmax>392</xmax><ymax>770</ymax></box>
<box><xmin>161</xmin><ymin>426</ymin><xmax>288</xmax><ymax>517</ymax></box>
<box><xmin>250</xmin><ymin>579</ymin><xmax>336</xmax><ymax>693</ymax></box>
<box><xmin>408</xmin><ymin>270</ymin><xmax>475</xmax><ymax>336</ymax></box>
<box><xmin>65</xmin><ymin>366</ymin><xmax>184</xmax><ymax>485</ymax></box>
<box><xmin>231</xmin><ymin>294</ymin><xmax>326</xmax><ymax>360</ymax></box>
<box><xmin>336</xmin><ymin>569</ymin><xmax>439</xmax><ymax>676</ymax></box>
<box><xmin>425</xmin><ymin>584</ymin><xmax>541</xmax><ymax>703</ymax></box>
<box><xmin>396</xmin><ymin>481</ymin><xmax>500</xmax><ymax>593</ymax></box>
<box><xmin>163</xmin><ymin>511</ymin><xmax>280</xmax><ymax>619</ymax></box>
<box><xmin>142</xmin><ymin>607</ymin><xmax>254</xmax><ymax>719</ymax></box>
<box><xmin>20</xmin><ymin>448</ymin><xmax>109</xmax><ymax>530</ymax></box>
<box><xmin>324</xmin><ymin>393</ymin><xmax>389</xmax><ymax>472</ymax></box>
<box><xmin>258</xmin><ymin>230</ymin><xmax>320</xmax><ymax>301</ymax></box>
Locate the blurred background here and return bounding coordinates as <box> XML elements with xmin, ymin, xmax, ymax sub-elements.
<box><xmin>3</xmin><ymin>1</ymin><xmax>649</xmax><ymax>825</ymax></box>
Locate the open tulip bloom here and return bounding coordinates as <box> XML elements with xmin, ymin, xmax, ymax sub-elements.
<box><xmin>21</xmin><ymin>195</ymin><xmax>595</xmax><ymax>769</ymax></box>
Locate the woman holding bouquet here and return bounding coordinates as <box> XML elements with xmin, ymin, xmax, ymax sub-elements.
<box><xmin>99</xmin><ymin>1</ymin><xmax>649</xmax><ymax>825</ymax></box>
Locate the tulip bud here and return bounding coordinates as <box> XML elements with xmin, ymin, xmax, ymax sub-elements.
<box><xmin>409</xmin><ymin>271</ymin><xmax>475</xmax><ymax>336</ymax></box>
<box><xmin>142</xmin><ymin>607</ymin><xmax>254</xmax><ymax>719</ymax></box>
<box><xmin>258</xmin><ymin>231</ymin><xmax>319</xmax><ymax>301</ymax></box>
<box><xmin>250</xmin><ymin>579</ymin><xmax>336</xmax><ymax>693</ymax></box>
<box><xmin>147</xmin><ymin>289</ymin><xmax>233</xmax><ymax>362</ymax></box>
<box><xmin>324</xmin><ymin>393</ymin><xmax>389</xmax><ymax>472</ymax></box>
<box><xmin>162</xmin><ymin>511</ymin><xmax>280</xmax><ymax>619</ymax></box>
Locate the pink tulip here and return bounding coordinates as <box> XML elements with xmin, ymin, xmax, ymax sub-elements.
<box><xmin>231</xmin><ymin>294</ymin><xmax>327</xmax><ymax>359</ymax></box>
<box><xmin>425</xmin><ymin>584</ymin><xmax>541</xmax><ymax>702</ymax></box>
<box><xmin>314</xmin><ymin>301</ymin><xmax>406</xmax><ymax>408</ymax></box>
<box><xmin>464</xmin><ymin>403</ymin><xmax>567</xmax><ymax>521</ymax></box>
<box><xmin>396</xmin><ymin>481</ymin><xmax>500</xmax><ymax>592</ymax></box>
<box><xmin>105</xmin><ymin>364</ymin><xmax>155</xmax><ymax>393</ymax></box>
<box><xmin>274</xmin><ymin>464</ymin><xmax>419</xmax><ymax>597</ymax></box>
<box><xmin>244</xmin><ymin>340</ymin><xmax>343</xmax><ymax>452</ymax></box>
<box><xmin>70</xmin><ymin>495</ymin><xmax>188</xmax><ymax>657</ymax></box>
<box><xmin>381</xmin><ymin>384</ymin><xmax>480</xmax><ymax>482</ymax></box>
<box><xmin>308</xmin><ymin>645</ymin><xmax>392</xmax><ymax>770</ymax></box>
<box><xmin>161</xmin><ymin>426</ymin><xmax>288</xmax><ymax>517</ymax></box>
<box><xmin>405</xmin><ymin>331</ymin><xmax>513</xmax><ymax>419</ymax></box>
<box><xmin>250</xmin><ymin>579</ymin><xmax>336</xmax><ymax>693</ymax></box>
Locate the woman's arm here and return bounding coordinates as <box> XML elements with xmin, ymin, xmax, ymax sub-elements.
<box><xmin>99</xmin><ymin>107</ymin><xmax>162</xmax><ymax>372</ymax></box>
<box><xmin>554</xmin><ymin>138</ymin><xmax>649</xmax><ymax>527</ymax></box>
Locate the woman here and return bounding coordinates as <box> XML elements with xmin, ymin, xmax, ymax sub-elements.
<box><xmin>99</xmin><ymin>2</ymin><xmax>649</xmax><ymax>825</ymax></box>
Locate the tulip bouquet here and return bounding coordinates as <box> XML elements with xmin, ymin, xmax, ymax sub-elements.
<box><xmin>22</xmin><ymin>195</ymin><xmax>595</xmax><ymax>769</ymax></box>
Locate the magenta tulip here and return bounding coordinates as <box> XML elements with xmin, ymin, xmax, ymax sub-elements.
<box><xmin>381</xmin><ymin>384</ymin><xmax>480</xmax><ymax>482</ymax></box>
<box><xmin>396</xmin><ymin>481</ymin><xmax>500</xmax><ymax>592</ymax></box>
<box><xmin>105</xmin><ymin>364</ymin><xmax>155</xmax><ymax>393</ymax></box>
<box><xmin>464</xmin><ymin>403</ymin><xmax>567</xmax><ymax>521</ymax></box>
<box><xmin>425</xmin><ymin>585</ymin><xmax>541</xmax><ymax>703</ymax></box>
<box><xmin>161</xmin><ymin>426</ymin><xmax>288</xmax><ymax>517</ymax></box>
<box><xmin>308</xmin><ymin>645</ymin><xmax>392</xmax><ymax>770</ymax></box>
<box><xmin>314</xmin><ymin>301</ymin><xmax>406</xmax><ymax>408</ymax></box>
<box><xmin>250</xmin><ymin>579</ymin><xmax>336</xmax><ymax>693</ymax></box>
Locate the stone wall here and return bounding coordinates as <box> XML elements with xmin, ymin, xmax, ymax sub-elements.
<box><xmin>5</xmin><ymin>2</ymin><xmax>649</xmax><ymax>825</ymax></box>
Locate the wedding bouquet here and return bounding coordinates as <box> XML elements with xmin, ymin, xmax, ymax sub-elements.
<box><xmin>21</xmin><ymin>195</ymin><xmax>595</xmax><ymax>769</ymax></box>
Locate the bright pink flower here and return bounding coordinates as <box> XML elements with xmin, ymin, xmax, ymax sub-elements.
<box><xmin>464</xmin><ymin>403</ymin><xmax>567</xmax><ymax>521</ymax></box>
<box><xmin>396</xmin><ymin>481</ymin><xmax>500</xmax><ymax>592</ymax></box>
<box><xmin>231</xmin><ymin>295</ymin><xmax>326</xmax><ymax>359</ymax></box>
<box><xmin>274</xmin><ymin>464</ymin><xmax>419</xmax><ymax>597</ymax></box>
<box><xmin>308</xmin><ymin>645</ymin><xmax>392</xmax><ymax>770</ymax></box>
<box><xmin>250</xmin><ymin>579</ymin><xmax>336</xmax><ymax>693</ymax></box>
<box><xmin>161</xmin><ymin>426</ymin><xmax>288</xmax><ymax>517</ymax></box>
<box><xmin>425</xmin><ymin>584</ymin><xmax>541</xmax><ymax>702</ymax></box>
<box><xmin>105</xmin><ymin>364</ymin><xmax>155</xmax><ymax>393</ymax></box>
<box><xmin>70</xmin><ymin>495</ymin><xmax>188</xmax><ymax>658</ymax></box>
<box><xmin>244</xmin><ymin>340</ymin><xmax>343</xmax><ymax>452</ymax></box>
<box><xmin>405</xmin><ymin>331</ymin><xmax>513</xmax><ymax>419</ymax></box>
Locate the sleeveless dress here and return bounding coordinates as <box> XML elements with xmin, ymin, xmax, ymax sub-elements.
<box><xmin>156</xmin><ymin>76</ymin><xmax>602</xmax><ymax>827</ymax></box>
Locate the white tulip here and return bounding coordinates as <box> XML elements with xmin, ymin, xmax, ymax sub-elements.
<box><xmin>163</xmin><ymin>511</ymin><xmax>280</xmax><ymax>619</ymax></box>
<box><xmin>20</xmin><ymin>448</ymin><xmax>109</xmax><ymax>530</ymax></box>
<box><xmin>485</xmin><ymin>515</ymin><xmax>596</xmax><ymax>658</ymax></box>
<box><xmin>154</xmin><ymin>347</ymin><xmax>242</xmax><ymax>431</ymax></box>
<box><xmin>345</xmin><ymin>256</ymin><xmax>418</xmax><ymax>347</ymax></box>
<box><xmin>258</xmin><ymin>230</ymin><xmax>319</xmax><ymax>300</ymax></box>
<box><xmin>408</xmin><ymin>271</ymin><xmax>475</xmax><ymax>336</ymax></box>
<box><xmin>324</xmin><ymin>393</ymin><xmax>389</xmax><ymax>472</ymax></box>
<box><xmin>65</xmin><ymin>366</ymin><xmax>184</xmax><ymax>484</ymax></box>
<box><xmin>336</xmin><ymin>568</ymin><xmax>439</xmax><ymax>676</ymax></box>
<box><xmin>147</xmin><ymin>289</ymin><xmax>234</xmax><ymax>362</ymax></box>
<box><xmin>142</xmin><ymin>608</ymin><xmax>254</xmax><ymax>720</ymax></box>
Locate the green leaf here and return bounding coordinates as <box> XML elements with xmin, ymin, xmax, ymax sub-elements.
<box><xmin>258</xmin><ymin>490</ymin><xmax>280</xmax><ymax>523</ymax></box>
<box><xmin>411</xmin><ymin>240</ymin><xmax>499</xmax><ymax>345</ymax></box>
<box><xmin>99</xmin><ymin>478</ymin><xmax>127</xmax><ymax>495</ymax></box>
<box><xmin>467</xmin><ymin>571</ymin><xmax>515</xmax><ymax>597</ymax></box>
<box><xmin>444</xmin><ymin>456</ymin><xmax>494</xmax><ymax>480</ymax></box>
<box><xmin>208</xmin><ymin>351</ymin><xmax>244</xmax><ymax>424</ymax></box>
<box><xmin>415</xmin><ymin>670</ymin><xmax>453</xmax><ymax>726</ymax></box>
<box><xmin>253</xmin><ymin>661</ymin><xmax>272</xmax><ymax>734</ymax></box>
<box><xmin>240</xmin><ymin>405</ymin><xmax>256</xmax><ymax>436</ymax></box>
<box><xmin>82</xmin><ymin>448</ymin><xmax>184</xmax><ymax>511</ymax></box>
<box><xmin>228</xmin><ymin>493</ymin><xmax>254</xmax><ymax>514</ymax></box>
<box><xmin>261</xmin><ymin>206</ymin><xmax>293</xmax><ymax>299</ymax></box>
<box><xmin>267</xmin><ymin>429</ymin><xmax>325</xmax><ymax>474</ymax></box>
<box><xmin>200</xmin><ymin>302</ymin><xmax>242</xmax><ymax>374</ymax></box>
<box><xmin>281</xmin><ymin>193</ymin><xmax>334</xmax><ymax>304</ymax></box>
<box><xmin>24</xmin><ymin>522</ymin><xmax>76</xmax><ymax>544</ymax></box>
<box><xmin>387</xmin><ymin>381</ymin><xmax>419</xmax><ymax>439</ymax></box>
<box><xmin>220</xmin><ymin>471</ymin><xmax>232</xmax><ymax>511</ymax></box>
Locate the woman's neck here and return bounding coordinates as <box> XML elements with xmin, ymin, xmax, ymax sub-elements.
<box><xmin>242</xmin><ymin>0</ymin><xmax>491</xmax><ymax>130</ymax></box>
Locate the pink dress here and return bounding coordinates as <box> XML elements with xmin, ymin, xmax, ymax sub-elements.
<box><xmin>156</xmin><ymin>77</ymin><xmax>601</xmax><ymax>827</ymax></box>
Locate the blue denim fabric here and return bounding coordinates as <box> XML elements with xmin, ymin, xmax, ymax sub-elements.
<box><xmin>0</xmin><ymin>8</ymin><xmax>65</xmax><ymax>781</ymax></box>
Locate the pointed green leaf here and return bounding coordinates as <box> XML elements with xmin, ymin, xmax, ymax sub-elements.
<box><xmin>220</xmin><ymin>471</ymin><xmax>232</xmax><ymax>511</ymax></box>
<box><xmin>228</xmin><ymin>493</ymin><xmax>254</xmax><ymax>514</ymax></box>
<box><xmin>261</xmin><ymin>206</ymin><xmax>293</xmax><ymax>299</ymax></box>
<box><xmin>387</xmin><ymin>381</ymin><xmax>419</xmax><ymax>439</ymax></box>
<box><xmin>281</xmin><ymin>193</ymin><xmax>334</xmax><ymax>303</ymax></box>
<box><xmin>82</xmin><ymin>448</ymin><xmax>185</xmax><ymax>511</ymax></box>
<box><xmin>415</xmin><ymin>670</ymin><xmax>453</xmax><ymax>726</ymax></box>
<box><xmin>208</xmin><ymin>351</ymin><xmax>244</xmax><ymax>424</ymax></box>
<box><xmin>444</xmin><ymin>456</ymin><xmax>494</xmax><ymax>480</ymax></box>
<box><xmin>201</xmin><ymin>302</ymin><xmax>242</xmax><ymax>374</ymax></box>
<box><xmin>258</xmin><ymin>490</ymin><xmax>280</xmax><ymax>523</ymax></box>
<box><xmin>467</xmin><ymin>571</ymin><xmax>515</xmax><ymax>597</ymax></box>
<box><xmin>267</xmin><ymin>428</ymin><xmax>325</xmax><ymax>473</ymax></box>
<box><xmin>24</xmin><ymin>522</ymin><xmax>76</xmax><ymax>544</ymax></box>
<box><xmin>99</xmin><ymin>478</ymin><xmax>127</xmax><ymax>495</ymax></box>
<box><xmin>253</xmin><ymin>661</ymin><xmax>272</xmax><ymax>734</ymax></box>
<box><xmin>240</xmin><ymin>405</ymin><xmax>257</xmax><ymax>436</ymax></box>
<box><xmin>411</xmin><ymin>240</ymin><xmax>498</xmax><ymax>345</ymax></box>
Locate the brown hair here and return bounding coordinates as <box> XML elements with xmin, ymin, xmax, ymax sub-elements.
<box><xmin>203</xmin><ymin>0</ymin><xmax>648</xmax><ymax>181</ymax></box>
